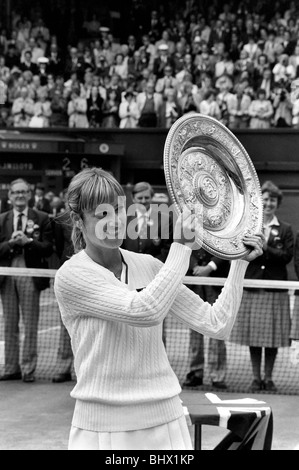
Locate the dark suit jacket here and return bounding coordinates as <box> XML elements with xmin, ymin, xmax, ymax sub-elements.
<box><xmin>245</xmin><ymin>219</ymin><xmax>293</xmax><ymax>284</ymax></box>
<box><xmin>0</xmin><ymin>208</ymin><xmax>54</xmax><ymax>290</ymax></box>
<box><xmin>53</xmin><ymin>212</ymin><xmax>74</xmax><ymax>266</ymax></box>
<box><xmin>121</xmin><ymin>208</ymin><xmax>173</xmax><ymax>262</ymax></box>
<box><xmin>29</xmin><ymin>197</ymin><xmax>52</xmax><ymax>214</ymax></box>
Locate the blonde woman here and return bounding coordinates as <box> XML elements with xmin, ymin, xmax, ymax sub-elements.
<box><xmin>54</xmin><ymin>167</ymin><xmax>263</xmax><ymax>450</ymax></box>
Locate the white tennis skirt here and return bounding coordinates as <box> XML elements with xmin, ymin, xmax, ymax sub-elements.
<box><xmin>68</xmin><ymin>416</ymin><xmax>193</xmax><ymax>450</ymax></box>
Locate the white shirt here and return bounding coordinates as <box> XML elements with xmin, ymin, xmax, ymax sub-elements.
<box><xmin>13</xmin><ymin>207</ymin><xmax>29</xmax><ymax>232</ymax></box>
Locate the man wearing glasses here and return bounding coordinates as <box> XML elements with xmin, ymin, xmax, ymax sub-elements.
<box><xmin>0</xmin><ymin>178</ymin><xmax>53</xmax><ymax>383</ymax></box>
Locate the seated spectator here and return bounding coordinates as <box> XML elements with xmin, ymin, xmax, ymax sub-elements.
<box><xmin>100</xmin><ymin>37</ymin><xmax>116</xmax><ymax>67</ymax></box>
<box><xmin>214</xmin><ymin>50</ymin><xmax>235</xmax><ymax>79</ymax></box>
<box><xmin>0</xmin><ymin>55</ymin><xmax>11</xmax><ymax>83</ymax></box>
<box><xmin>158</xmin><ymin>87</ymin><xmax>181</xmax><ymax>128</ymax></box>
<box><xmin>101</xmin><ymin>88</ymin><xmax>120</xmax><ymax>128</ymax></box>
<box><xmin>31</xmin><ymin>17</ymin><xmax>50</xmax><ymax>48</ymax></box>
<box><xmin>234</xmin><ymin>49</ymin><xmax>254</xmax><ymax>82</ymax></box>
<box><xmin>19</xmin><ymin>49</ymin><xmax>38</xmax><ymax>75</ymax></box>
<box><xmin>248</xmin><ymin>88</ymin><xmax>274</xmax><ymax>128</ymax></box>
<box><xmin>86</xmin><ymin>85</ymin><xmax>104</xmax><ymax>128</ymax></box>
<box><xmin>155</xmin><ymin>65</ymin><xmax>178</xmax><ymax>97</ymax></box>
<box><xmin>5</xmin><ymin>43</ymin><xmax>20</xmax><ymax>69</ymax></box>
<box><xmin>29</xmin><ymin>88</ymin><xmax>52</xmax><ymax>128</ymax></box>
<box><xmin>136</xmin><ymin>80</ymin><xmax>163</xmax><ymax>127</ymax></box>
<box><xmin>177</xmin><ymin>79</ymin><xmax>200</xmax><ymax>114</ymax></box>
<box><xmin>67</xmin><ymin>87</ymin><xmax>89</xmax><ymax>128</ymax></box>
<box><xmin>227</xmin><ymin>83</ymin><xmax>252</xmax><ymax>129</ymax></box>
<box><xmin>31</xmin><ymin>182</ymin><xmax>52</xmax><ymax>213</ymax></box>
<box><xmin>155</xmin><ymin>30</ymin><xmax>176</xmax><ymax>56</ymax></box>
<box><xmin>272</xmin><ymin>53</ymin><xmax>296</xmax><ymax>85</ymax></box>
<box><xmin>36</xmin><ymin>56</ymin><xmax>49</xmax><ymax>86</ymax></box>
<box><xmin>105</xmin><ymin>72</ymin><xmax>123</xmax><ymax>105</ymax></box>
<box><xmin>119</xmin><ymin>90</ymin><xmax>139</xmax><ymax>128</ymax></box>
<box><xmin>47</xmin><ymin>44</ymin><xmax>63</xmax><ymax>77</ymax></box>
<box><xmin>242</xmin><ymin>34</ymin><xmax>262</xmax><ymax>62</ymax></box>
<box><xmin>23</xmin><ymin>36</ymin><xmax>45</xmax><ymax>64</ymax></box>
<box><xmin>153</xmin><ymin>44</ymin><xmax>175</xmax><ymax>79</ymax></box>
<box><xmin>64</xmin><ymin>47</ymin><xmax>86</xmax><ymax>82</ymax></box>
<box><xmin>175</xmin><ymin>53</ymin><xmax>195</xmax><ymax>84</ymax></box>
<box><xmin>289</xmin><ymin>42</ymin><xmax>299</xmax><ymax>77</ymax></box>
<box><xmin>49</xmin><ymin>87</ymin><xmax>68</xmax><ymax>127</ymax></box>
<box><xmin>199</xmin><ymin>88</ymin><xmax>221</xmax><ymax>120</ymax></box>
<box><xmin>109</xmin><ymin>53</ymin><xmax>128</xmax><ymax>81</ymax></box>
<box><xmin>0</xmin><ymin>106</ymin><xmax>13</xmax><ymax>127</ymax></box>
<box><xmin>215</xmin><ymin>74</ymin><xmax>234</xmax><ymax>126</ymax></box>
<box><xmin>11</xmin><ymin>85</ymin><xmax>34</xmax><ymax>127</ymax></box>
<box><xmin>272</xmin><ymin>84</ymin><xmax>293</xmax><ymax>127</ymax></box>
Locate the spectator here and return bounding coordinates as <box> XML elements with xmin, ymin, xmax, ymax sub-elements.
<box><xmin>272</xmin><ymin>84</ymin><xmax>293</xmax><ymax>127</ymax></box>
<box><xmin>227</xmin><ymin>82</ymin><xmax>252</xmax><ymax>129</ymax></box>
<box><xmin>158</xmin><ymin>87</ymin><xmax>181</xmax><ymax>128</ymax></box>
<box><xmin>86</xmin><ymin>85</ymin><xmax>104</xmax><ymax>128</ymax></box>
<box><xmin>155</xmin><ymin>65</ymin><xmax>178</xmax><ymax>97</ymax></box>
<box><xmin>136</xmin><ymin>80</ymin><xmax>163</xmax><ymax>128</ymax></box>
<box><xmin>256</xmin><ymin>66</ymin><xmax>275</xmax><ymax>99</ymax></box>
<box><xmin>177</xmin><ymin>79</ymin><xmax>199</xmax><ymax>114</ymax></box>
<box><xmin>109</xmin><ymin>53</ymin><xmax>128</xmax><ymax>81</ymax></box>
<box><xmin>230</xmin><ymin>180</ymin><xmax>294</xmax><ymax>392</ymax></box>
<box><xmin>248</xmin><ymin>88</ymin><xmax>273</xmax><ymax>128</ymax></box>
<box><xmin>272</xmin><ymin>53</ymin><xmax>296</xmax><ymax>85</ymax></box>
<box><xmin>67</xmin><ymin>87</ymin><xmax>89</xmax><ymax>128</ymax></box>
<box><xmin>31</xmin><ymin>182</ymin><xmax>52</xmax><ymax>213</ymax></box>
<box><xmin>64</xmin><ymin>46</ymin><xmax>86</xmax><ymax>81</ymax></box>
<box><xmin>119</xmin><ymin>90</ymin><xmax>139</xmax><ymax>128</ymax></box>
<box><xmin>0</xmin><ymin>55</ymin><xmax>11</xmax><ymax>84</ymax></box>
<box><xmin>11</xmin><ymin>85</ymin><xmax>34</xmax><ymax>127</ymax></box>
<box><xmin>215</xmin><ymin>74</ymin><xmax>234</xmax><ymax>126</ymax></box>
<box><xmin>101</xmin><ymin>88</ymin><xmax>120</xmax><ymax>128</ymax></box>
<box><xmin>30</xmin><ymin>88</ymin><xmax>52</xmax><ymax>128</ymax></box>
<box><xmin>199</xmin><ymin>88</ymin><xmax>221</xmax><ymax>119</ymax></box>
<box><xmin>0</xmin><ymin>106</ymin><xmax>13</xmax><ymax>127</ymax></box>
<box><xmin>0</xmin><ymin>178</ymin><xmax>53</xmax><ymax>383</ymax></box>
<box><xmin>19</xmin><ymin>49</ymin><xmax>38</xmax><ymax>75</ymax></box>
<box><xmin>49</xmin><ymin>87</ymin><xmax>68</xmax><ymax>127</ymax></box>
<box><xmin>152</xmin><ymin>44</ymin><xmax>174</xmax><ymax>79</ymax></box>
<box><xmin>47</xmin><ymin>44</ymin><xmax>63</xmax><ymax>77</ymax></box>
<box><xmin>183</xmin><ymin>249</ymin><xmax>230</xmax><ymax>390</ymax></box>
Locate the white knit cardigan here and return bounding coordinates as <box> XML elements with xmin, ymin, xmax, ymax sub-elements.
<box><xmin>54</xmin><ymin>242</ymin><xmax>248</xmax><ymax>432</ymax></box>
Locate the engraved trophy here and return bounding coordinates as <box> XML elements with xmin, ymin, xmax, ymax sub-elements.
<box><xmin>163</xmin><ymin>113</ymin><xmax>264</xmax><ymax>260</ymax></box>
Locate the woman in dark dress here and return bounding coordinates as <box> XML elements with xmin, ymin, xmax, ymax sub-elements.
<box><xmin>230</xmin><ymin>180</ymin><xmax>294</xmax><ymax>392</ymax></box>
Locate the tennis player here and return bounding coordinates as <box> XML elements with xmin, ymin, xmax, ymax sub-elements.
<box><xmin>54</xmin><ymin>167</ymin><xmax>264</xmax><ymax>450</ymax></box>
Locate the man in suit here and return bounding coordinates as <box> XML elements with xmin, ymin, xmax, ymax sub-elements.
<box><xmin>122</xmin><ymin>181</ymin><xmax>173</xmax><ymax>262</ymax></box>
<box><xmin>0</xmin><ymin>178</ymin><xmax>53</xmax><ymax>383</ymax></box>
<box><xmin>122</xmin><ymin>182</ymin><xmax>173</xmax><ymax>346</ymax></box>
<box><xmin>30</xmin><ymin>182</ymin><xmax>52</xmax><ymax>214</ymax></box>
<box><xmin>183</xmin><ymin>248</ymin><xmax>230</xmax><ymax>390</ymax></box>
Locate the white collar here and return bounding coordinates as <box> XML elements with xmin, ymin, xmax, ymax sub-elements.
<box><xmin>265</xmin><ymin>215</ymin><xmax>280</xmax><ymax>227</ymax></box>
<box><xmin>13</xmin><ymin>207</ymin><xmax>29</xmax><ymax>218</ymax></box>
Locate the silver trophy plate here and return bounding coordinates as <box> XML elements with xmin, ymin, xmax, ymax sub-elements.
<box><xmin>163</xmin><ymin>113</ymin><xmax>263</xmax><ymax>260</ymax></box>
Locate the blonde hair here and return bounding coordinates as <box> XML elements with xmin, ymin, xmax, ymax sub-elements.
<box><xmin>66</xmin><ymin>167</ymin><xmax>125</xmax><ymax>252</ymax></box>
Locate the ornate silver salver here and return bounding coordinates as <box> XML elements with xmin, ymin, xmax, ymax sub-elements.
<box><xmin>163</xmin><ymin>113</ymin><xmax>263</xmax><ymax>259</ymax></box>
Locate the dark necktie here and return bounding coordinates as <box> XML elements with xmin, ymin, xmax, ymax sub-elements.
<box><xmin>17</xmin><ymin>213</ymin><xmax>23</xmax><ymax>231</ymax></box>
<box><xmin>15</xmin><ymin>213</ymin><xmax>24</xmax><ymax>255</ymax></box>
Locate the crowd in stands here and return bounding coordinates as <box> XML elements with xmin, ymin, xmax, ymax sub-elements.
<box><xmin>1</xmin><ymin>1</ymin><xmax>299</xmax><ymax>129</ymax></box>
